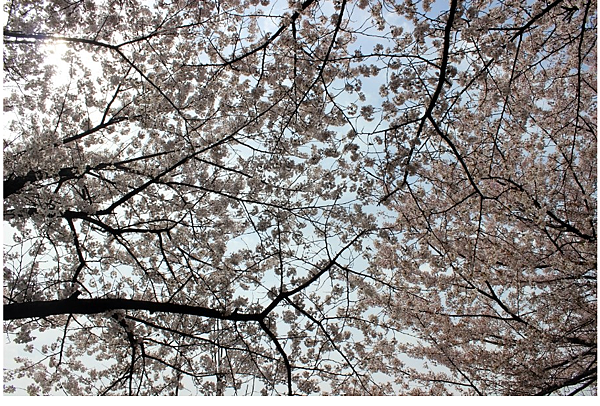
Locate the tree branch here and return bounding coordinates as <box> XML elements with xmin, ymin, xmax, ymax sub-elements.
<box><xmin>3</xmin><ymin>297</ymin><xmax>258</xmax><ymax>322</ymax></box>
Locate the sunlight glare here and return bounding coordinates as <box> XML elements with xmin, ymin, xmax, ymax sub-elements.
<box><xmin>42</xmin><ymin>40</ymin><xmax>74</xmax><ymax>86</ymax></box>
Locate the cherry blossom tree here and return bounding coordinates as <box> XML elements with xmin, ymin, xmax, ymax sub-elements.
<box><xmin>3</xmin><ymin>0</ymin><xmax>596</xmax><ymax>395</ymax></box>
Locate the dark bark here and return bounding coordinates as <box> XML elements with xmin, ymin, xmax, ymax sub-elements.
<box><xmin>3</xmin><ymin>168</ymin><xmax>79</xmax><ymax>198</ymax></box>
<box><xmin>3</xmin><ymin>297</ymin><xmax>258</xmax><ymax>322</ymax></box>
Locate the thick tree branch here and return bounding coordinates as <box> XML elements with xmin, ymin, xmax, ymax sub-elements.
<box><xmin>3</xmin><ymin>30</ymin><xmax>118</xmax><ymax>49</ymax></box>
<box><xmin>510</xmin><ymin>0</ymin><xmax>564</xmax><ymax>41</ymax></box>
<box><xmin>3</xmin><ymin>297</ymin><xmax>258</xmax><ymax>322</ymax></box>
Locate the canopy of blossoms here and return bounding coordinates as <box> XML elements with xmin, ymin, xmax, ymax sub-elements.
<box><xmin>3</xmin><ymin>0</ymin><xmax>596</xmax><ymax>395</ymax></box>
